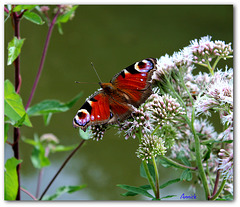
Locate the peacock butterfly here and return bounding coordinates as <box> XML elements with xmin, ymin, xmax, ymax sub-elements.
<box><xmin>73</xmin><ymin>58</ymin><xmax>157</xmax><ymax>131</ymax></box>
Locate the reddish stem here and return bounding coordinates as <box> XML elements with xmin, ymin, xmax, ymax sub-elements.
<box><xmin>4</xmin><ymin>6</ymin><xmax>9</xmax><ymax>14</ymax></box>
<box><xmin>12</xmin><ymin>11</ymin><xmax>21</xmax><ymax>200</ymax></box>
<box><xmin>25</xmin><ymin>8</ymin><xmax>61</xmax><ymax>110</ymax></box>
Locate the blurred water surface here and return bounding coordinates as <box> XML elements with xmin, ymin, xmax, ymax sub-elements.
<box><xmin>5</xmin><ymin>5</ymin><xmax>233</xmax><ymax>200</ymax></box>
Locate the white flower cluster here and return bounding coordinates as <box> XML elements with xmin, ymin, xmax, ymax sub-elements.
<box><xmin>194</xmin><ymin>68</ymin><xmax>233</xmax><ymax>128</ymax></box>
<box><xmin>190</xmin><ymin>36</ymin><xmax>233</xmax><ymax>64</ymax></box>
<box><xmin>136</xmin><ymin>135</ymin><xmax>166</xmax><ymax>162</ymax></box>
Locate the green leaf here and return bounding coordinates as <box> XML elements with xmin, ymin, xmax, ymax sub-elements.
<box><xmin>79</xmin><ymin>128</ymin><xmax>92</xmax><ymax>140</ymax></box>
<box><xmin>180</xmin><ymin>169</ymin><xmax>192</xmax><ymax>181</ymax></box>
<box><xmin>23</xmin><ymin>11</ymin><xmax>44</xmax><ymax>25</ymax></box>
<box><xmin>140</xmin><ymin>162</ymin><xmax>156</xmax><ymax>183</ymax></box>
<box><xmin>51</xmin><ymin>144</ymin><xmax>78</xmax><ymax>153</ymax></box>
<box><xmin>160</xmin><ymin>195</ymin><xmax>177</xmax><ymax>200</ymax></box>
<box><xmin>13</xmin><ymin>5</ymin><xmax>36</xmax><ymax>12</ymax></box>
<box><xmin>43</xmin><ymin>113</ymin><xmax>52</xmax><ymax>126</ymax></box>
<box><xmin>160</xmin><ymin>178</ymin><xmax>181</xmax><ymax>189</ymax></box>
<box><xmin>31</xmin><ymin>147</ymin><xmax>50</xmax><ymax>169</ymax></box>
<box><xmin>4</xmin><ymin>158</ymin><xmax>22</xmax><ymax>200</ymax></box>
<box><xmin>117</xmin><ymin>184</ymin><xmax>154</xmax><ymax>199</ymax></box>
<box><xmin>4</xmin><ymin>123</ymin><xmax>10</xmax><ymax>143</ymax></box>
<box><xmin>56</xmin><ymin>5</ymin><xmax>78</xmax><ymax>23</ymax></box>
<box><xmin>4</xmin><ymin>80</ymin><xmax>32</xmax><ymax>127</ymax></box>
<box><xmin>177</xmin><ymin>151</ymin><xmax>191</xmax><ymax>167</ymax></box>
<box><xmin>57</xmin><ymin>22</ymin><xmax>63</xmax><ymax>35</ymax></box>
<box><xmin>27</xmin><ymin>92</ymin><xmax>83</xmax><ymax>116</ymax></box>
<box><xmin>120</xmin><ymin>185</ymin><xmax>151</xmax><ymax>197</ymax></box>
<box><xmin>22</xmin><ymin>135</ymin><xmax>50</xmax><ymax>169</ymax></box>
<box><xmin>42</xmin><ymin>185</ymin><xmax>86</xmax><ymax>200</ymax></box>
<box><xmin>7</xmin><ymin>37</ymin><xmax>25</xmax><ymax>65</ymax></box>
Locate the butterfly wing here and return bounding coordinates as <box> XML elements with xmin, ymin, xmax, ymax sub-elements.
<box><xmin>111</xmin><ymin>58</ymin><xmax>157</xmax><ymax>108</ymax></box>
<box><xmin>73</xmin><ymin>90</ymin><xmax>112</xmax><ymax>131</ymax></box>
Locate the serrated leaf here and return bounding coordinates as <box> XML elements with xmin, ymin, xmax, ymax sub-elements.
<box><xmin>4</xmin><ymin>158</ymin><xmax>22</xmax><ymax>200</ymax></box>
<box><xmin>13</xmin><ymin>5</ymin><xmax>36</xmax><ymax>12</ymax></box>
<box><xmin>160</xmin><ymin>178</ymin><xmax>181</xmax><ymax>189</ymax></box>
<box><xmin>117</xmin><ymin>184</ymin><xmax>154</xmax><ymax>199</ymax></box>
<box><xmin>180</xmin><ymin>169</ymin><xmax>192</xmax><ymax>181</ymax></box>
<box><xmin>42</xmin><ymin>185</ymin><xmax>86</xmax><ymax>200</ymax></box>
<box><xmin>23</xmin><ymin>11</ymin><xmax>44</xmax><ymax>25</ymax></box>
<box><xmin>4</xmin><ymin>80</ymin><xmax>32</xmax><ymax>127</ymax></box>
<box><xmin>7</xmin><ymin>37</ymin><xmax>25</xmax><ymax>65</ymax></box>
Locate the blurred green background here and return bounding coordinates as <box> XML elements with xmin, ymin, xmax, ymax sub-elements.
<box><xmin>4</xmin><ymin>5</ymin><xmax>233</xmax><ymax>200</ymax></box>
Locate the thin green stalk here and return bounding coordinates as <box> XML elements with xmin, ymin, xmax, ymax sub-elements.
<box><xmin>160</xmin><ymin>155</ymin><xmax>197</xmax><ymax>171</ymax></box>
<box><xmin>211</xmin><ymin>56</ymin><xmax>222</xmax><ymax>72</ymax></box>
<box><xmin>142</xmin><ymin>160</ymin><xmax>157</xmax><ymax>198</ymax></box>
<box><xmin>209</xmin><ymin>178</ymin><xmax>227</xmax><ymax>200</ymax></box>
<box><xmin>191</xmin><ymin>107</ymin><xmax>210</xmax><ymax>199</ymax></box>
<box><xmin>152</xmin><ymin>156</ymin><xmax>160</xmax><ymax>199</ymax></box>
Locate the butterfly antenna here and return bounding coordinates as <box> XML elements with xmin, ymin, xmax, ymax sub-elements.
<box><xmin>75</xmin><ymin>81</ymin><xmax>98</xmax><ymax>84</ymax></box>
<box><xmin>91</xmin><ymin>62</ymin><xmax>102</xmax><ymax>83</ymax></box>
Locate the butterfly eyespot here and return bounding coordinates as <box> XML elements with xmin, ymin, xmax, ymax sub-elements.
<box><xmin>97</xmin><ymin>115</ymin><xmax>100</xmax><ymax>118</ymax></box>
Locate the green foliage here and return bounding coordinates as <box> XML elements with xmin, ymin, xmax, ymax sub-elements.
<box><xmin>7</xmin><ymin>37</ymin><xmax>25</xmax><ymax>65</ymax></box>
<box><xmin>180</xmin><ymin>169</ymin><xmax>192</xmax><ymax>181</ymax></box>
<box><xmin>23</xmin><ymin>11</ymin><xmax>44</xmax><ymax>25</ymax></box>
<box><xmin>117</xmin><ymin>184</ymin><xmax>154</xmax><ymax>199</ymax></box>
<box><xmin>4</xmin><ymin>158</ymin><xmax>22</xmax><ymax>200</ymax></box>
<box><xmin>56</xmin><ymin>6</ymin><xmax>78</xmax><ymax>23</ymax></box>
<box><xmin>13</xmin><ymin>5</ymin><xmax>37</xmax><ymax>12</ymax></box>
<box><xmin>42</xmin><ymin>185</ymin><xmax>87</xmax><ymax>200</ymax></box>
<box><xmin>118</xmin><ymin>178</ymin><xmax>180</xmax><ymax>199</ymax></box>
<box><xmin>27</xmin><ymin>92</ymin><xmax>82</xmax><ymax>125</ymax></box>
<box><xmin>4</xmin><ymin>80</ymin><xmax>32</xmax><ymax>127</ymax></box>
<box><xmin>22</xmin><ymin>135</ymin><xmax>50</xmax><ymax>169</ymax></box>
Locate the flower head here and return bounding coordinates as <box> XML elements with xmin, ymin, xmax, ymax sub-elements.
<box><xmin>146</xmin><ymin>93</ymin><xmax>185</xmax><ymax>127</ymax></box>
<box><xmin>118</xmin><ymin>106</ymin><xmax>152</xmax><ymax>140</ymax></box>
<box><xmin>89</xmin><ymin>125</ymin><xmax>107</xmax><ymax>141</ymax></box>
<box><xmin>136</xmin><ymin>135</ymin><xmax>166</xmax><ymax>162</ymax></box>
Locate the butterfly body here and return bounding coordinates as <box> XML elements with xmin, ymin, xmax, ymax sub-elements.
<box><xmin>73</xmin><ymin>58</ymin><xmax>157</xmax><ymax>131</ymax></box>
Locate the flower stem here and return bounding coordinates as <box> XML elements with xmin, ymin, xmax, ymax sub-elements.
<box><xmin>25</xmin><ymin>7</ymin><xmax>61</xmax><ymax>110</ymax></box>
<box><xmin>39</xmin><ymin>139</ymin><xmax>86</xmax><ymax>200</ymax></box>
<box><xmin>209</xmin><ymin>178</ymin><xmax>227</xmax><ymax>200</ymax></box>
<box><xmin>142</xmin><ymin>160</ymin><xmax>157</xmax><ymax>198</ymax></box>
<box><xmin>152</xmin><ymin>156</ymin><xmax>160</xmax><ymax>199</ymax></box>
<box><xmin>160</xmin><ymin>155</ymin><xmax>197</xmax><ymax>171</ymax></box>
<box><xmin>20</xmin><ymin>187</ymin><xmax>37</xmax><ymax>200</ymax></box>
<box><xmin>191</xmin><ymin>107</ymin><xmax>210</xmax><ymax>199</ymax></box>
<box><xmin>12</xmin><ymin>10</ymin><xmax>22</xmax><ymax>200</ymax></box>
